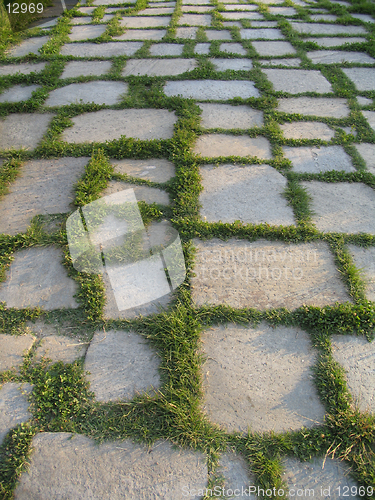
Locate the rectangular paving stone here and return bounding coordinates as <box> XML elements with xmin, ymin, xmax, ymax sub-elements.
<box><xmin>310</xmin><ymin>13</ymin><xmax>337</xmax><ymax>21</ymax></box>
<box><xmin>307</xmin><ymin>50</ymin><xmax>375</xmax><ymax>64</ymax></box>
<box><xmin>45</xmin><ymin>81</ymin><xmax>128</xmax><ymax>106</ymax></box>
<box><xmin>250</xmin><ymin>21</ymin><xmax>278</xmax><ymax>27</ymax></box>
<box><xmin>221</xmin><ymin>12</ymin><xmax>263</xmax><ymax>20</ymax></box>
<box><xmin>175</xmin><ymin>26</ymin><xmax>198</xmax><ymax>38</ymax></box>
<box><xmin>363</xmin><ymin>111</ymin><xmax>375</xmax><ymax>131</ymax></box>
<box><xmin>0</xmin><ymin>84</ymin><xmax>41</xmax><ymax>103</ymax></box>
<box><xmin>114</xmin><ymin>29</ymin><xmax>166</xmax><ymax>40</ymax></box>
<box><xmin>181</xmin><ymin>5</ymin><xmax>214</xmax><ymax>11</ymax></box>
<box><xmin>199</xmin><ymin>164</ymin><xmax>292</xmax><ymax>224</ymax></box>
<box><xmin>269</xmin><ymin>6</ymin><xmax>297</xmax><ymax>15</ymax></box>
<box><xmin>191</xmin><ymin>239</ymin><xmax>351</xmax><ymax>309</ymax></box>
<box><xmin>0</xmin><ymin>62</ymin><xmax>46</xmax><ymax>76</ymax></box>
<box><xmin>138</xmin><ymin>7</ymin><xmax>175</xmax><ymax>14</ymax></box>
<box><xmin>77</xmin><ymin>6</ymin><xmax>95</xmax><ymax>13</ymax></box>
<box><xmin>60</xmin><ymin>41</ymin><xmax>143</xmax><ymax>57</ymax></box>
<box><xmin>69</xmin><ymin>24</ymin><xmax>107</xmax><ymax>40</ymax></box>
<box><xmin>71</xmin><ymin>16</ymin><xmax>92</xmax><ymax>24</ymax></box>
<box><xmin>149</xmin><ymin>43</ymin><xmax>183</xmax><ymax>55</ymax></box>
<box><xmin>195</xmin><ymin>135</ymin><xmax>271</xmax><ymax>159</ymax></box>
<box><xmin>347</xmin><ymin>245</ymin><xmax>375</xmax><ymax>302</ymax></box>
<box><xmin>0</xmin><ymin>158</ymin><xmax>88</xmax><ymax>235</ymax></box>
<box><xmin>0</xmin><ymin>113</ymin><xmax>54</xmax><ymax>152</ymax></box>
<box><xmin>201</xmin><ymin>323</ymin><xmax>325</xmax><ymax>433</ymax></box>
<box><xmin>0</xmin><ymin>334</ymin><xmax>35</xmax><ymax>372</ymax></box>
<box><xmin>178</xmin><ymin>14</ymin><xmax>212</xmax><ymax>25</ymax></box>
<box><xmin>102</xmin><ymin>179</ymin><xmax>169</xmax><ymax>205</ymax></box>
<box><xmin>110</xmin><ymin>158</ymin><xmax>175</xmax><ymax>182</ymax></box>
<box><xmin>342</xmin><ymin>68</ymin><xmax>375</xmax><ymax>91</ymax></box>
<box><xmin>355</xmin><ymin>143</ymin><xmax>375</xmax><ymax>173</ymax></box>
<box><xmin>252</xmin><ymin>40</ymin><xmax>296</xmax><ymax>56</ymax></box>
<box><xmin>351</xmin><ymin>13</ymin><xmax>375</xmax><ymax>23</ymax></box>
<box><xmin>224</xmin><ymin>4</ymin><xmax>258</xmax><ymax>10</ymax></box>
<box><xmin>357</xmin><ymin>96</ymin><xmax>373</xmax><ymax>106</ymax></box>
<box><xmin>63</xmin><ymin>109</ymin><xmax>177</xmax><ymax>143</ymax></box>
<box><xmin>205</xmin><ymin>29</ymin><xmax>232</xmax><ymax>40</ymax></box>
<box><xmin>195</xmin><ymin>43</ymin><xmax>210</xmax><ymax>54</ymax></box>
<box><xmin>291</xmin><ymin>21</ymin><xmax>367</xmax><ymax>35</ymax></box>
<box><xmin>263</xmin><ymin>69</ymin><xmax>332</xmax><ymax>93</ymax></box>
<box><xmin>259</xmin><ymin>58</ymin><xmax>301</xmax><ymax>67</ymax></box>
<box><xmin>120</xmin><ymin>16</ymin><xmax>171</xmax><ymax>27</ymax></box>
<box><xmin>301</xmin><ymin>181</ymin><xmax>375</xmax><ymax>233</ymax></box>
<box><xmin>305</xmin><ymin>36</ymin><xmax>366</xmax><ymax>47</ymax></box>
<box><xmin>163</xmin><ymin>80</ymin><xmax>260</xmax><ymax>99</ymax></box>
<box><xmin>182</xmin><ymin>0</ymin><xmax>210</xmax><ymax>4</ymax></box>
<box><xmin>60</xmin><ymin>60</ymin><xmax>112</xmax><ymax>78</ymax></box>
<box><xmin>122</xmin><ymin>58</ymin><xmax>196</xmax><ymax>76</ymax></box>
<box><xmin>240</xmin><ymin>28</ymin><xmax>285</xmax><ymax>39</ymax></box>
<box><xmin>277</xmin><ymin>97</ymin><xmax>350</xmax><ymax>117</ymax></box>
<box><xmin>7</xmin><ymin>36</ymin><xmax>49</xmax><ymax>57</ymax></box>
<box><xmin>219</xmin><ymin>42</ymin><xmax>247</xmax><ymax>55</ymax></box>
<box><xmin>222</xmin><ymin>21</ymin><xmax>242</xmax><ymax>27</ymax></box>
<box><xmin>0</xmin><ymin>383</ymin><xmax>33</xmax><ymax>445</ymax></box>
<box><xmin>283</xmin><ymin>146</ymin><xmax>355</xmax><ymax>173</ymax></box>
<box><xmin>281</xmin><ymin>122</ymin><xmax>334</xmax><ymax>140</ymax></box>
<box><xmin>209</xmin><ymin>58</ymin><xmax>253</xmax><ymax>71</ymax></box>
<box><xmin>198</xmin><ymin>103</ymin><xmax>263</xmax><ymax>129</ymax></box>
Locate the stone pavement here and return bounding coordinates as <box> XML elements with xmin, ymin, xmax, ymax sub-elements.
<box><xmin>1</xmin><ymin>0</ymin><xmax>375</xmax><ymax>497</ymax></box>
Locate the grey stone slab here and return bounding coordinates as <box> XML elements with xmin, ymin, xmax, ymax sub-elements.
<box><xmin>307</xmin><ymin>50</ymin><xmax>375</xmax><ymax>64</ymax></box>
<box><xmin>278</xmin><ymin>97</ymin><xmax>350</xmax><ymax>118</ymax></box>
<box><xmin>101</xmin><ymin>14</ymin><xmax>114</xmax><ymax>22</ymax></box>
<box><xmin>222</xmin><ymin>21</ymin><xmax>242</xmax><ymax>27</ymax></box>
<box><xmin>69</xmin><ymin>24</ymin><xmax>106</xmax><ymax>40</ymax></box>
<box><xmin>351</xmin><ymin>13</ymin><xmax>375</xmax><ymax>23</ymax></box>
<box><xmin>362</xmin><ymin>111</ymin><xmax>375</xmax><ymax>131</ymax></box>
<box><xmin>217</xmin><ymin>453</ymin><xmax>255</xmax><ymax>498</ymax></box>
<box><xmin>110</xmin><ymin>158</ymin><xmax>175</xmax><ymax>182</ymax></box>
<box><xmin>175</xmin><ymin>26</ymin><xmax>198</xmax><ymax>38</ymax></box>
<box><xmin>182</xmin><ymin>0</ymin><xmax>210</xmax><ymax>4</ymax></box>
<box><xmin>201</xmin><ymin>323</ymin><xmax>325</xmax><ymax>433</ymax></box>
<box><xmin>0</xmin><ymin>113</ymin><xmax>54</xmax><ymax>152</ymax></box>
<box><xmin>70</xmin><ymin>16</ymin><xmax>92</xmax><ymax>24</ymax></box>
<box><xmin>219</xmin><ymin>42</ymin><xmax>247</xmax><ymax>55</ymax></box>
<box><xmin>60</xmin><ymin>41</ymin><xmax>143</xmax><ymax>57</ymax></box>
<box><xmin>310</xmin><ymin>13</ymin><xmax>337</xmax><ymax>21</ymax></box>
<box><xmin>123</xmin><ymin>58</ymin><xmax>196</xmax><ymax>76</ymax></box>
<box><xmin>224</xmin><ymin>4</ymin><xmax>258</xmax><ymax>10</ymax></box>
<box><xmin>269</xmin><ymin>6</ymin><xmax>297</xmax><ymax>15</ymax></box>
<box><xmin>342</xmin><ymin>68</ymin><xmax>375</xmax><ymax>91</ymax></box>
<box><xmin>282</xmin><ymin>457</ymin><xmax>358</xmax><ymax>498</ymax></box>
<box><xmin>0</xmin><ymin>334</ymin><xmax>36</xmax><ymax>372</ymax></box>
<box><xmin>263</xmin><ymin>69</ymin><xmax>332</xmax><ymax>93</ymax></box>
<box><xmin>0</xmin><ymin>62</ymin><xmax>46</xmax><ymax>76</ymax></box>
<box><xmin>60</xmin><ymin>60</ymin><xmax>112</xmax><ymax>78</ymax></box>
<box><xmin>85</xmin><ymin>330</ymin><xmax>161</xmax><ymax>401</ymax></box>
<box><xmin>102</xmin><ymin>180</ymin><xmax>169</xmax><ymax>205</ymax></box>
<box><xmin>347</xmin><ymin>245</ymin><xmax>375</xmax><ymax>302</ymax></box>
<box><xmin>0</xmin><ymin>157</ymin><xmax>88</xmax><ymax>235</ymax></box>
<box><xmin>121</xmin><ymin>15</ymin><xmax>171</xmax><ymax>27</ymax></box>
<box><xmin>0</xmin><ymin>247</ymin><xmax>79</xmax><ymax>309</ymax></box>
<box><xmin>209</xmin><ymin>58</ymin><xmax>253</xmax><ymax>71</ymax></box>
<box><xmin>240</xmin><ymin>28</ymin><xmax>285</xmax><ymax>39</ymax></box>
<box><xmin>357</xmin><ymin>96</ymin><xmax>373</xmax><ymax>106</ymax></box>
<box><xmin>39</xmin><ymin>18</ymin><xmax>58</xmax><ymax>28</ymax></box>
<box><xmin>252</xmin><ymin>40</ymin><xmax>296</xmax><ymax>56</ymax></box>
<box><xmin>139</xmin><ymin>7</ymin><xmax>175</xmax><ymax>14</ymax></box>
<box><xmin>195</xmin><ymin>135</ymin><xmax>271</xmax><ymax>159</ymax></box>
<box><xmin>305</xmin><ymin>36</ymin><xmax>366</xmax><ymax>47</ymax></box>
<box><xmin>163</xmin><ymin>80</ymin><xmax>260</xmax><ymax>99</ymax></box>
<box><xmin>259</xmin><ymin>58</ymin><xmax>301</xmax><ymax>67</ymax></box>
<box><xmin>199</xmin><ymin>164</ymin><xmax>293</xmax><ymax>224</ymax></box>
<box><xmin>77</xmin><ymin>6</ymin><xmax>95</xmax><ymax>13</ymax></box>
<box><xmin>291</xmin><ymin>21</ymin><xmax>367</xmax><ymax>35</ymax></box>
<box><xmin>0</xmin><ymin>84</ymin><xmax>40</xmax><ymax>103</ymax></box>
<box><xmin>35</xmin><ymin>335</ymin><xmax>87</xmax><ymax>364</ymax></box>
<box><xmin>301</xmin><ymin>181</ymin><xmax>375</xmax><ymax>233</ymax></box>
<box><xmin>149</xmin><ymin>1</ymin><xmax>176</xmax><ymax>5</ymax></box>
<box><xmin>355</xmin><ymin>143</ymin><xmax>375</xmax><ymax>173</ymax></box>
<box><xmin>281</xmin><ymin>122</ymin><xmax>334</xmax><ymax>140</ymax></box>
<box><xmin>199</xmin><ymin>103</ymin><xmax>263</xmax><ymax>129</ymax></box>
<box><xmin>93</xmin><ymin>0</ymin><xmax>136</xmax><ymax>4</ymax></box>
<box><xmin>149</xmin><ymin>43</ymin><xmax>183</xmax><ymax>55</ymax></box>
<box><xmin>45</xmin><ymin>81</ymin><xmax>128</xmax><ymax>106</ymax></box>
<box><xmin>205</xmin><ymin>29</ymin><xmax>232</xmax><ymax>40</ymax></box>
<box><xmin>115</xmin><ymin>28</ymin><xmax>166</xmax><ymax>40</ymax></box>
<box><xmin>0</xmin><ymin>383</ymin><xmax>33</xmax><ymax>445</ymax></box>
<box><xmin>7</xmin><ymin>36</ymin><xmax>49</xmax><ymax>57</ymax></box>
<box><xmin>181</xmin><ymin>5</ymin><xmax>214</xmax><ymax>11</ymax></box>
<box><xmin>222</xmin><ymin>12</ymin><xmax>263</xmax><ymax>20</ymax></box>
<box><xmin>178</xmin><ymin>14</ymin><xmax>212</xmax><ymax>25</ymax></box>
<box><xmin>63</xmin><ymin>109</ymin><xmax>177</xmax><ymax>143</ymax></box>
<box><xmin>250</xmin><ymin>21</ymin><xmax>278</xmax><ymax>27</ymax></box>
<box><xmin>255</xmin><ymin>0</ymin><xmax>284</xmax><ymax>4</ymax></box>
<box><xmin>195</xmin><ymin>43</ymin><xmax>210</xmax><ymax>54</ymax></box>
<box><xmin>192</xmin><ymin>239</ymin><xmax>351</xmax><ymax>309</ymax></box>
<box><xmin>14</xmin><ymin>433</ymin><xmax>208</xmax><ymax>500</ymax></box>
<box><xmin>284</xmin><ymin>146</ymin><xmax>355</xmax><ymax>173</ymax></box>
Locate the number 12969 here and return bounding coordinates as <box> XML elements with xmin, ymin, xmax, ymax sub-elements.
<box><xmin>6</xmin><ymin>3</ymin><xmax>44</xmax><ymax>13</ymax></box>
<box><xmin>336</xmin><ymin>486</ymin><xmax>373</xmax><ymax>497</ymax></box>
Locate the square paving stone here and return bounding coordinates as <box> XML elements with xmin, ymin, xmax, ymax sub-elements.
<box><xmin>259</xmin><ymin>58</ymin><xmax>301</xmax><ymax>67</ymax></box>
<box><xmin>240</xmin><ymin>28</ymin><xmax>285</xmax><ymax>39</ymax></box>
<box><xmin>355</xmin><ymin>143</ymin><xmax>375</xmax><ymax>173</ymax></box>
<box><xmin>205</xmin><ymin>29</ymin><xmax>232</xmax><ymax>40</ymax></box>
<box><xmin>305</xmin><ymin>36</ymin><xmax>366</xmax><ymax>47</ymax></box>
<box><xmin>69</xmin><ymin>24</ymin><xmax>107</xmax><ymax>40</ymax></box>
<box><xmin>219</xmin><ymin>42</ymin><xmax>247</xmax><ymax>55</ymax></box>
<box><xmin>110</xmin><ymin>158</ymin><xmax>175</xmax><ymax>182</ymax></box>
<box><xmin>252</xmin><ymin>40</ymin><xmax>296</xmax><ymax>56</ymax></box>
<box><xmin>342</xmin><ymin>68</ymin><xmax>375</xmax><ymax>91</ymax></box>
<box><xmin>0</xmin><ymin>113</ymin><xmax>54</xmax><ymax>152</ymax></box>
<box><xmin>277</xmin><ymin>97</ymin><xmax>350</xmax><ymax>118</ymax></box>
<box><xmin>362</xmin><ymin>111</ymin><xmax>375</xmax><ymax>131</ymax></box>
<box><xmin>0</xmin><ymin>334</ymin><xmax>35</xmax><ymax>372</ymax></box>
<box><xmin>307</xmin><ymin>50</ymin><xmax>375</xmax><ymax>64</ymax></box>
<box><xmin>291</xmin><ymin>21</ymin><xmax>367</xmax><ymax>35</ymax></box>
<box><xmin>0</xmin><ymin>383</ymin><xmax>33</xmax><ymax>445</ymax></box>
<box><xmin>7</xmin><ymin>36</ymin><xmax>49</xmax><ymax>57</ymax></box>
<box><xmin>0</xmin><ymin>84</ymin><xmax>41</xmax><ymax>103</ymax></box>
<box><xmin>198</xmin><ymin>103</ymin><xmax>263</xmax><ymax>129</ymax></box>
<box><xmin>62</xmin><ymin>109</ymin><xmax>177</xmax><ymax>143</ymax></box>
<box><xmin>0</xmin><ymin>247</ymin><xmax>79</xmax><ymax>309</ymax></box>
<box><xmin>14</xmin><ymin>434</ymin><xmax>208</xmax><ymax>500</ymax></box>
<box><xmin>45</xmin><ymin>81</ymin><xmax>128</xmax><ymax>106</ymax></box>
<box><xmin>60</xmin><ymin>60</ymin><xmax>112</xmax><ymax>78</ymax></box>
<box><xmin>163</xmin><ymin>80</ymin><xmax>260</xmax><ymax>99</ymax></box>
<box><xmin>178</xmin><ymin>14</ymin><xmax>212</xmax><ymax>25</ymax></box>
<box><xmin>195</xmin><ymin>43</ymin><xmax>210</xmax><ymax>54</ymax></box>
<box><xmin>351</xmin><ymin>13</ymin><xmax>375</xmax><ymax>23</ymax></box>
<box><xmin>181</xmin><ymin>5</ymin><xmax>214</xmax><ymax>11</ymax></box>
<box><xmin>0</xmin><ymin>157</ymin><xmax>88</xmax><ymax>235</ymax></box>
<box><xmin>201</xmin><ymin>323</ymin><xmax>325</xmax><ymax>433</ymax></box>
<box><xmin>114</xmin><ymin>28</ymin><xmax>166</xmax><ymax>40</ymax></box>
<box><xmin>192</xmin><ymin>239</ymin><xmax>351</xmax><ymax>309</ymax></box>
<box><xmin>301</xmin><ymin>181</ymin><xmax>375</xmax><ymax>233</ymax></box>
<box><xmin>35</xmin><ymin>335</ymin><xmax>88</xmax><ymax>364</ymax></box>
<box><xmin>85</xmin><ymin>330</ymin><xmax>161</xmax><ymax>401</ymax></box>
<box><xmin>0</xmin><ymin>62</ymin><xmax>46</xmax><ymax>76</ymax></box>
<box><xmin>263</xmin><ymin>69</ymin><xmax>332</xmax><ymax>93</ymax></box>
<box><xmin>149</xmin><ymin>43</ymin><xmax>183</xmax><ymax>55</ymax></box>
<box><xmin>281</xmin><ymin>122</ymin><xmax>334</xmax><ymax>140</ymax></box>
<box><xmin>347</xmin><ymin>245</ymin><xmax>375</xmax><ymax>301</ymax></box>
<box><xmin>102</xmin><ymin>180</ymin><xmax>169</xmax><ymax>205</ymax></box>
<box><xmin>139</xmin><ymin>7</ymin><xmax>175</xmax><ymax>14</ymax></box>
<box><xmin>269</xmin><ymin>6</ymin><xmax>297</xmax><ymax>15</ymax></box>
<box><xmin>195</xmin><ymin>135</ymin><xmax>271</xmax><ymax>159</ymax></box>
<box><xmin>221</xmin><ymin>12</ymin><xmax>263</xmax><ymax>20</ymax></box>
<box><xmin>175</xmin><ymin>26</ymin><xmax>198</xmax><ymax>38</ymax></box>
<box><xmin>122</xmin><ymin>58</ymin><xmax>196</xmax><ymax>75</ymax></box>
<box><xmin>120</xmin><ymin>16</ymin><xmax>171</xmax><ymax>27</ymax></box>
<box><xmin>209</xmin><ymin>58</ymin><xmax>253</xmax><ymax>71</ymax></box>
<box><xmin>60</xmin><ymin>41</ymin><xmax>143</xmax><ymax>57</ymax></box>
<box><xmin>283</xmin><ymin>146</ymin><xmax>355</xmax><ymax>173</ymax></box>
<box><xmin>199</xmin><ymin>164</ymin><xmax>292</xmax><ymax>224</ymax></box>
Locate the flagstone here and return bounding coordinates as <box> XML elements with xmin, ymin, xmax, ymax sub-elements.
<box><xmin>263</xmin><ymin>69</ymin><xmax>332</xmax><ymax>93</ymax></box>
<box><xmin>209</xmin><ymin>58</ymin><xmax>253</xmax><ymax>71</ymax></box>
<box><xmin>192</xmin><ymin>239</ymin><xmax>351</xmax><ymax>309</ymax></box>
<box><xmin>71</xmin><ymin>16</ymin><xmax>92</xmax><ymax>24</ymax></box>
<box><xmin>305</xmin><ymin>36</ymin><xmax>366</xmax><ymax>47</ymax></box>
<box><xmin>178</xmin><ymin>14</ymin><xmax>212</xmax><ymax>25</ymax></box>
<box><xmin>101</xmin><ymin>14</ymin><xmax>114</xmax><ymax>21</ymax></box>
<box><xmin>182</xmin><ymin>0</ymin><xmax>210</xmax><ymax>4</ymax></box>
<box><xmin>93</xmin><ymin>0</ymin><xmax>136</xmax><ymax>4</ymax></box>
<box><xmin>281</xmin><ymin>122</ymin><xmax>334</xmax><ymax>140</ymax></box>
<box><xmin>45</xmin><ymin>81</ymin><xmax>128</xmax><ymax>106</ymax></box>
<box><xmin>115</xmin><ymin>28</ymin><xmax>166</xmax><ymax>40</ymax></box>
<box><xmin>69</xmin><ymin>24</ymin><xmax>106</xmax><ymax>40</ymax></box>
<box><xmin>122</xmin><ymin>58</ymin><xmax>197</xmax><ymax>76</ymax></box>
<box><xmin>354</xmin><ymin>143</ymin><xmax>375</xmax><ymax>173</ymax></box>
<box><xmin>60</xmin><ymin>41</ymin><xmax>143</xmax><ymax>56</ymax></box>
<box><xmin>110</xmin><ymin>158</ymin><xmax>175</xmax><ymax>182</ymax></box>
<box><xmin>181</xmin><ymin>5</ymin><xmax>214</xmax><ymax>11</ymax></box>
<box><xmin>268</xmin><ymin>6</ymin><xmax>297</xmax><ymax>15</ymax></box>
<box><xmin>120</xmin><ymin>16</ymin><xmax>171</xmax><ymax>27</ymax></box>
<box><xmin>256</xmin><ymin>0</ymin><xmax>284</xmax><ymax>4</ymax></box>
<box><xmin>0</xmin><ymin>84</ymin><xmax>41</xmax><ymax>103</ymax></box>
<box><xmin>198</xmin><ymin>103</ymin><xmax>263</xmax><ymax>129</ymax></box>
<box><xmin>240</xmin><ymin>28</ymin><xmax>285</xmax><ymax>39</ymax></box>
<box><xmin>250</xmin><ymin>21</ymin><xmax>278</xmax><ymax>27</ymax></box>
<box><xmin>357</xmin><ymin>96</ymin><xmax>373</xmax><ymax>106</ymax></box>
<box><xmin>0</xmin><ymin>334</ymin><xmax>36</xmax><ymax>372</ymax></box>
<box><xmin>222</xmin><ymin>12</ymin><xmax>263</xmax><ymax>20</ymax></box>
<box><xmin>195</xmin><ymin>135</ymin><xmax>271</xmax><ymax>159</ymax></box>
<box><xmin>362</xmin><ymin>111</ymin><xmax>375</xmax><ymax>131</ymax></box>
<box><xmin>77</xmin><ymin>6</ymin><xmax>95</xmax><ymax>13</ymax></box>
<box><xmin>307</xmin><ymin>50</ymin><xmax>375</xmax><ymax>64</ymax></box>
<box><xmin>0</xmin><ymin>62</ymin><xmax>46</xmax><ymax>76</ymax></box>
<box><xmin>7</xmin><ymin>36</ymin><xmax>49</xmax><ymax>57</ymax></box>
<box><xmin>277</xmin><ymin>97</ymin><xmax>350</xmax><ymax>118</ymax></box>
<box><xmin>139</xmin><ymin>7</ymin><xmax>175</xmax><ymax>14</ymax></box>
<box><xmin>60</xmin><ymin>60</ymin><xmax>112</xmax><ymax>78</ymax></box>
<box><xmin>163</xmin><ymin>80</ymin><xmax>260</xmax><ymax>99</ymax></box>
<box><xmin>224</xmin><ymin>4</ymin><xmax>258</xmax><ymax>10</ymax></box>
<box><xmin>259</xmin><ymin>58</ymin><xmax>301</xmax><ymax>67</ymax></box>
<box><xmin>342</xmin><ymin>68</ymin><xmax>375</xmax><ymax>91</ymax></box>
<box><xmin>222</xmin><ymin>21</ymin><xmax>242</xmax><ymax>27</ymax></box>
<box><xmin>149</xmin><ymin>1</ymin><xmax>176</xmax><ymax>6</ymax></box>
<box><xmin>219</xmin><ymin>42</ymin><xmax>247</xmax><ymax>55</ymax></box>
<box><xmin>14</xmin><ymin>433</ymin><xmax>208</xmax><ymax>500</ymax></box>
<box><xmin>351</xmin><ymin>13</ymin><xmax>375</xmax><ymax>23</ymax></box>
<box><xmin>291</xmin><ymin>21</ymin><xmax>367</xmax><ymax>35</ymax></box>
<box><xmin>201</xmin><ymin>323</ymin><xmax>325</xmax><ymax>433</ymax></box>
<box><xmin>217</xmin><ymin>453</ymin><xmax>255</xmax><ymax>497</ymax></box>
<box><xmin>205</xmin><ymin>29</ymin><xmax>232</xmax><ymax>40</ymax></box>
<box><xmin>0</xmin><ymin>113</ymin><xmax>54</xmax><ymax>151</ymax></box>
<box><xmin>0</xmin><ymin>383</ymin><xmax>33</xmax><ymax>445</ymax></box>
<box><xmin>102</xmin><ymin>180</ymin><xmax>169</xmax><ymax>205</ymax></box>
<box><xmin>310</xmin><ymin>13</ymin><xmax>337</xmax><ymax>21</ymax></box>
<box><xmin>283</xmin><ymin>146</ymin><xmax>355</xmax><ymax>173</ymax></box>
<box><xmin>252</xmin><ymin>40</ymin><xmax>296</xmax><ymax>56</ymax></box>
<box><xmin>149</xmin><ymin>42</ymin><xmax>183</xmax><ymax>55</ymax></box>
<box><xmin>63</xmin><ymin>109</ymin><xmax>177</xmax><ymax>143</ymax></box>
<box><xmin>195</xmin><ymin>43</ymin><xmax>210</xmax><ymax>54</ymax></box>
<box><xmin>175</xmin><ymin>26</ymin><xmax>198</xmax><ymax>38</ymax></box>
<box><xmin>347</xmin><ymin>245</ymin><xmax>375</xmax><ymax>302</ymax></box>
<box><xmin>35</xmin><ymin>335</ymin><xmax>88</xmax><ymax>364</ymax></box>
<box><xmin>301</xmin><ymin>181</ymin><xmax>375</xmax><ymax>233</ymax></box>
